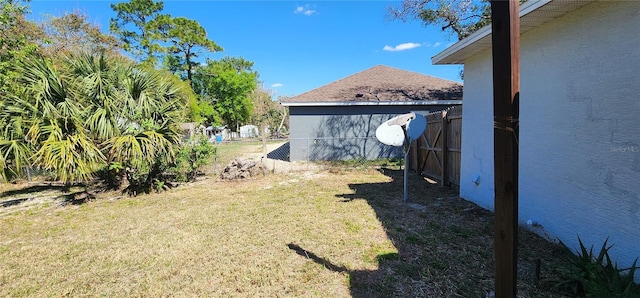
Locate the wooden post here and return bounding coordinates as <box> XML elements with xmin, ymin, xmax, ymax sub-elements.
<box><xmin>490</xmin><ymin>0</ymin><xmax>520</xmax><ymax>297</ymax></box>
<box><xmin>262</xmin><ymin>123</ymin><xmax>267</xmax><ymax>158</ymax></box>
<box><xmin>416</xmin><ymin>131</ymin><xmax>424</xmax><ymax>175</ymax></box>
<box><xmin>441</xmin><ymin>110</ymin><xmax>449</xmax><ymax>186</ymax></box>
<box><xmin>415</xmin><ymin>138</ymin><xmax>420</xmax><ymax>171</ymax></box>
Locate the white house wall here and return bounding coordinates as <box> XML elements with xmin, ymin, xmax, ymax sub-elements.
<box><xmin>460</xmin><ymin>1</ymin><xmax>640</xmax><ymax>274</ymax></box>
<box><xmin>459</xmin><ymin>49</ymin><xmax>495</xmax><ymax>211</ymax></box>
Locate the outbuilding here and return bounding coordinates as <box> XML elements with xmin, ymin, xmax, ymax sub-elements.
<box><xmin>280</xmin><ymin>65</ymin><xmax>462</xmax><ymax>161</ymax></box>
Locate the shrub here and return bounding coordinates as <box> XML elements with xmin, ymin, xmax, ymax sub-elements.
<box><xmin>174</xmin><ymin>133</ymin><xmax>216</xmax><ymax>182</ymax></box>
<box><xmin>558</xmin><ymin>237</ymin><xmax>640</xmax><ymax>297</ymax></box>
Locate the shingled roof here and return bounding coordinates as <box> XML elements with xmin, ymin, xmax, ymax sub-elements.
<box><xmin>281</xmin><ymin>65</ymin><xmax>462</xmax><ymax>105</ymax></box>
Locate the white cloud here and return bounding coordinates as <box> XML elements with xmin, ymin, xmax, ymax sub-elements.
<box><xmin>382</xmin><ymin>42</ymin><xmax>422</xmax><ymax>52</ymax></box>
<box><xmin>294</xmin><ymin>5</ymin><xmax>316</xmax><ymax>16</ymax></box>
<box><xmin>420</xmin><ymin>42</ymin><xmax>442</xmax><ymax>48</ymax></box>
<box><xmin>271</xmin><ymin>83</ymin><xmax>283</xmax><ymax>88</ymax></box>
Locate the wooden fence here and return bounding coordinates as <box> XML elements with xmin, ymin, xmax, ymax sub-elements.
<box><xmin>409</xmin><ymin>106</ymin><xmax>462</xmax><ymax>187</ymax></box>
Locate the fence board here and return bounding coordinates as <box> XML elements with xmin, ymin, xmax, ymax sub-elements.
<box><xmin>411</xmin><ymin>106</ymin><xmax>462</xmax><ymax>187</ymax></box>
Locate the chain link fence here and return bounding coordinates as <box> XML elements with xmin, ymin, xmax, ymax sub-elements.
<box><xmin>209</xmin><ymin>137</ymin><xmax>405</xmax><ymax>176</ymax></box>
<box><xmin>289</xmin><ymin>137</ymin><xmax>404</xmax><ymax>162</ymax></box>
<box><xmin>9</xmin><ymin>136</ymin><xmax>404</xmax><ymax>183</ymax></box>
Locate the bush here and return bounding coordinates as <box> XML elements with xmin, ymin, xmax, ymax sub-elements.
<box><xmin>558</xmin><ymin>237</ymin><xmax>640</xmax><ymax>297</ymax></box>
<box><xmin>174</xmin><ymin>133</ymin><xmax>216</xmax><ymax>182</ymax></box>
<box><xmin>96</xmin><ymin>134</ymin><xmax>215</xmax><ymax>195</ymax></box>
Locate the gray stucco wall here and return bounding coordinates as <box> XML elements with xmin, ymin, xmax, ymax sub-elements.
<box><xmin>288</xmin><ymin>105</ymin><xmax>453</xmax><ymax>161</ymax></box>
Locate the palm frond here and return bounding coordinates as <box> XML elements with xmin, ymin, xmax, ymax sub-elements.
<box><xmin>32</xmin><ymin>132</ymin><xmax>105</xmax><ymax>183</ymax></box>
<box><xmin>140</xmin><ymin>129</ymin><xmax>176</xmax><ymax>161</ymax></box>
<box><xmin>126</xmin><ymin>69</ymin><xmax>160</xmax><ymax>119</ymax></box>
<box><xmin>0</xmin><ymin>138</ymin><xmax>33</xmax><ymax>181</ymax></box>
<box><xmin>17</xmin><ymin>56</ymin><xmax>70</xmax><ymax>117</ymax></box>
<box><xmin>86</xmin><ymin>106</ymin><xmax>120</xmax><ymax>140</ymax></box>
<box><xmin>104</xmin><ymin>134</ymin><xmax>144</xmax><ymax>167</ymax></box>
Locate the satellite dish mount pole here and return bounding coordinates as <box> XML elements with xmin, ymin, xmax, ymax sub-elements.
<box><xmin>375</xmin><ymin>112</ymin><xmax>426</xmax><ymax>203</ymax></box>
<box><xmin>402</xmin><ymin>131</ymin><xmax>411</xmax><ymax>202</ymax></box>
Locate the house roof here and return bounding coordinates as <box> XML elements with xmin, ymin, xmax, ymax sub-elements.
<box><xmin>281</xmin><ymin>65</ymin><xmax>462</xmax><ymax>107</ymax></box>
<box><xmin>432</xmin><ymin>0</ymin><xmax>596</xmax><ymax>64</ymax></box>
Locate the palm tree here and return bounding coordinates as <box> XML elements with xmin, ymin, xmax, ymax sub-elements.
<box><xmin>103</xmin><ymin>66</ymin><xmax>186</xmax><ymax>190</ymax></box>
<box><xmin>15</xmin><ymin>54</ymin><xmax>104</xmax><ymax>182</ymax></box>
<box><xmin>2</xmin><ymin>51</ymin><xmax>190</xmax><ymax>187</ymax></box>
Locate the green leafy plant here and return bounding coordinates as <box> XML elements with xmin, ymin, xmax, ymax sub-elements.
<box><xmin>174</xmin><ymin>133</ymin><xmax>215</xmax><ymax>182</ymax></box>
<box><xmin>121</xmin><ymin>159</ymin><xmax>176</xmax><ymax>195</ymax></box>
<box><xmin>558</xmin><ymin>237</ymin><xmax>640</xmax><ymax>297</ymax></box>
<box><xmin>95</xmin><ymin>162</ymin><xmax>124</xmax><ymax>190</ymax></box>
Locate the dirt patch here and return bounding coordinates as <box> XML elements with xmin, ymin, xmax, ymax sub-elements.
<box><xmin>217</xmin><ymin>140</ymin><xmax>323</xmax><ymax>175</ymax></box>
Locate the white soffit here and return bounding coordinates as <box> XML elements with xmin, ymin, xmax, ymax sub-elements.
<box><xmin>280</xmin><ymin>100</ymin><xmax>462</xmax><ymax>107</ymax></box>
<box><xmin>432</xmin><ymin>0</ymin><xmax>596</xmax><ymax>65</ymax></box>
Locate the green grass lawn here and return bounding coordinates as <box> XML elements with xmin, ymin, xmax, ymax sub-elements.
<box><xmin>1</xmin><ymin>154</ymin><xmax>576</xmax><ymax>297</ymax></box>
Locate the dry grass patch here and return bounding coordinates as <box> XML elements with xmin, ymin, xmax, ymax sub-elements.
<box><xmin>1</xmin><ymin>166</ymin><xmax>574</xmax><ymax>297</ymax></box>
<box><xmin>1</xmin><ymin>171</ymin><xmax>391</xmax><ymax>297</ymax></box>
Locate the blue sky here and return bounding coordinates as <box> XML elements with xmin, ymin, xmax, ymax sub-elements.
<box><xmin>28</xmin><ymin>1</ymin><xmax>463</xmax><ymax>98</ymax></box>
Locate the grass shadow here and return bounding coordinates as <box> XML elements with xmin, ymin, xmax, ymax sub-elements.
<box><xmin>287</xmin><ymin>243</ymin><xmax>348</xmax><ymax>273</ymax></box>
<box><xmin>0</xmin><ymin>184</ymin><xmax>74</xmax><ymax>199</ymax></box>
<box><xmin>55</xmin><ymin>191</ymin><xmax>95</xmax><ymax>206</ymax></box>
<box><xmin>287</xmin><ymin>167</ymin><xmax>573</xmax><ymax>297</ymax></box>
<box><xmin>1</xmin><ymin>183</ymin><xmax>94</xmax><ymax>208</ymax></box>
<box><xmin>1</xmin><ymin>198</ymin><xmax>29</xmax><ymax>207</ymax></box>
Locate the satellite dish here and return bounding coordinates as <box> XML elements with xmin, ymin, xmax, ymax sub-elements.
<box><xmin>375</xmin><ymin>112</ymin><xmax>428</xmax><ymax>203</ymax></box>
<box><xmin>375</xmin><ymin>122</ymin><xmax>405</xmax><ymax>147</ymax></box>
<box><xmin>376</xmin><ymin>112</ymin><xmax>426</xmax><ymax>146</ymax></box>
<box><xmin>406</xmin><ymin>113</ymin><xmax>426</xmax><ymax>141</ymax></box>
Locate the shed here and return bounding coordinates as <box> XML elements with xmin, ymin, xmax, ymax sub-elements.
<box><xmin>239</xmin><ymin>125</ymin><xmax>259</xmax><ymax>138</ymax></box>
<box><xmin>281</xmin><ymin>65</ymin><xmax>462</xmax><ymax>161</ymax></box>
<box><xmin>432</xmin><ymin>0</ymin><xmax>640</xmax><ymax>279</ymax></box>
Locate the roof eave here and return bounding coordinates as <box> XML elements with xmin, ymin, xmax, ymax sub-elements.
<box><xmin>432</xmin><ymin>25</ymin><xmax>493</xmax><ymax>65</ymax></box>
<box><xmin>432</xmin><ymin>0</ymin><xmax>594</xmax><ymax>65</ymax></box>
<box><xmin>280</xmin><ymin>100</ymin><xmax>463</xmax><ymax>107</ymax></box>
